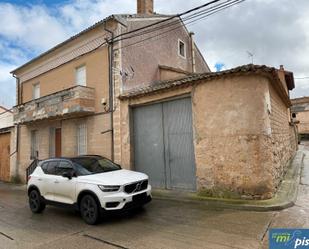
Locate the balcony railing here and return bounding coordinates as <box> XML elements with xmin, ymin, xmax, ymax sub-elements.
<box><xmin>14</xmin><ymin>85</ymin><xmax>95</xmax><ymax>124</ymax></box>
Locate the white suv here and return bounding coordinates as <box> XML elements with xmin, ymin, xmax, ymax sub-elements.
<box><xmin>27</xmin><ymin>155</ymin><xmax>152</xmax><ymax>225</ymax></box>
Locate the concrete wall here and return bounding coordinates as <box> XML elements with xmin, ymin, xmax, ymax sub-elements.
<box><xmin>119</xmin><ymin>73</ymin><xmax>297</xmax><ymax>199</ymax></box>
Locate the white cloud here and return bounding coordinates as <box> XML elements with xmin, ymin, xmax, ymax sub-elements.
<box><xmin>0</xmin><ymin>63</ymin><xmax>17</xmax><ymax>107</ymax></box>
<box><xmin>0</xmin><ymin>3</ymin><xmax>68</xmax><ymax>52</ymax></box>
<box><xmin>0</xmin><ymin>0</ymin><xmax>309</xmax><ymax>107</ymax></box>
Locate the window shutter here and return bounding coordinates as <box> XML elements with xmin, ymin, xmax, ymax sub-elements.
<box><xmin>33</xmin><ymin>83</ymin><xmax>40</xmax><ymax>99</ymax></box>
<box><xmin>76</xmin><ymin>66</ymin><xmax>86</xmax><ymax>86</ymax></box>
<box><xmin>77</xmin><ymin>123</ymin><xmax>87</xmax><ymax>155</ymax></box>
<box><xmin>31</xmin><ymin>130</ymin><xmax>38</xmax><ymax>159</ymax></box>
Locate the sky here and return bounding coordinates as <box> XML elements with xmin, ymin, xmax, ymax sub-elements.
<box><xmin>0</xmin><ymin>0</ymin><xmax>308</xmax><ymax>107</ymax></box>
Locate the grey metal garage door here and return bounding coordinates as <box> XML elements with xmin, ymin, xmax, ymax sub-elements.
<box><xmin>133</xmin><ymin>97</ymin><xmax>196</xmax><ymax>191</ymax></box>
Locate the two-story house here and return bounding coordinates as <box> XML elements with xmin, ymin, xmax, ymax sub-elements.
<box><xmin>11</xmin><ymin>0</ymin><xmax>210</xmax><ymax>182</ymax></box>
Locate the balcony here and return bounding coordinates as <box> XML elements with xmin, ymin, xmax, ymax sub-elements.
<box><xmin>14</xmin><ymin>85</ymin><xmax>95</xmax><ymax>124</ymax></box>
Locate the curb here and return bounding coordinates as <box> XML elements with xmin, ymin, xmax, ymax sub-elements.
<box><xmin>152</xmin><ymin>150</ymin><xmax>305</xmax><ymax>212</ymax></box>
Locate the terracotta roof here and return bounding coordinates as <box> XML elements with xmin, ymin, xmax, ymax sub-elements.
<box><xmin>120</xmin><ymin>64</ymin><xmax>288</xmax><ymax>99</ymax></box>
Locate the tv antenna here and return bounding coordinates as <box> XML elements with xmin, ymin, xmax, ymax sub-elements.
<box><xmin>247</xmin><ymin>51</ymin><xmax>254</xmax><ymax>64</ymax></box>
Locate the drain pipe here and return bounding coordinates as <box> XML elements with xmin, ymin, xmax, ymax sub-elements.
<box><xmin>190</xmin><ymin>32</ymin><xmax>196</xmax><ymax>73</ymax></box>
<box><xmin>104</xmin><ymin>25</ymin><xmax>115</xmax><ymax>161</ymax></box>
<box><xmin>12</xmin><ymin>74</ymin><xmax>20</xmax><ymax>180</ymax></box>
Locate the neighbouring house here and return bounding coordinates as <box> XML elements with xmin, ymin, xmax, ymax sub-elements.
<box><xmin>291</xmin><ymin>97</ymin><xmax>309</xmax><ymax>140</ymax></box>
<box><xmin>0</xmin><ymin>106</ymin><xmax>17</xmax><ymax>182</ymax></box>
<box><xmin>11</xmin><ymin>0</ymin><xmax>209</xmax><ymax>182</ymax></box>
<box><xmin>10</xmin><ymin>0</ymin><xmax>297</xmax><ymax>200</ymax></box>
<box><xmin>119</xmin><ymin>64</ymin><xmax>297</xmax><ymax>199</ymax></box>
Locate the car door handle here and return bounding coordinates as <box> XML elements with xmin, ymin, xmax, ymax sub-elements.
<box><xmin>54</xmin><ymin>181</ymin><xmax>59</xmax><ymax>184</ymax></box>
<box><xmin>38</xmin><ymin>178</ymin><xmax>42</xmax><ymax>181</ymax></box>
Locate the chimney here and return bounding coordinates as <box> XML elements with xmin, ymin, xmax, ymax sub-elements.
<box><xmin>137</xmin><ymin>0</ymin><xmax>154</xmax><ymax>15</ymax></box>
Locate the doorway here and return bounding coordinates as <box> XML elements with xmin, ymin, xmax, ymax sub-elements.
<box><xmin>55</xmin><ymin>128</ymin><xmax>62</xmax><ymax>157</ymax></box>
<box><xmin>133</xmin><ymin>97</ymin><xmax>196</xmax><ymax>191</ymax></box>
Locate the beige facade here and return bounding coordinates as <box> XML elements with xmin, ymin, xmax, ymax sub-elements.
<box><xmin>118</xmin><ymin>65</ymin><xmax>297</xmax><ymax>199</ymax></box>
<box><xmin>11</xmin><ymin>6</ymin><xmax>209</xmax><ymax>182</ymax></box>
<box><xmin>12</xmin><ymin>25</ymin><xmax>114</xmax><ymax>181</ymax></box>
<box><xmin>291</xmin><ymin>97</ymin><xmax>309</xmax><ymax>136</ymax></box>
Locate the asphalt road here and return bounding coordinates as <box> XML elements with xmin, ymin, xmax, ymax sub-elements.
<box><xmin>0</xmin><ymin>144</ymin><xmax>309</xmax><ymax>249</ymax></box>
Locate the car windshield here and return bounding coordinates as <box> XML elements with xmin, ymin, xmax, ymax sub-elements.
<box><xmin>72</xmin><ymin>157</ymin><xmax>121</xmax><ymax>175</ymax></box>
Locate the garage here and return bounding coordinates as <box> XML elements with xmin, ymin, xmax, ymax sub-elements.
<box><xmin>0</xmin><ymin>131</ymin><xmax>11</xmax><ymax>182</ymax></box>
<box><xmin>133</xmin><ymin>97</ymin><xmax>196</xmax><ymax>191</ymax></box>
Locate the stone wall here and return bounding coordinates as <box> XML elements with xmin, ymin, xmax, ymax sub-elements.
<box><xmin>192</xmin><ymin>75</ymin><xmax>274</xmax><ymax>199</ymax></box>
<box><xmin>268</xmin><ymin>82</ymin><xmax>297</xmax><ymax>190</ymax></box>
<box><xmin>119</xmin><ymin>72</ymin><xmax>297</xmax><ymax>199</ymax></box>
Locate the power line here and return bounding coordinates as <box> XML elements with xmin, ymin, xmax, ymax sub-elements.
<box><xmin>295</xmin><ymin>77</ymin><xmax>309</xmax><ymax>80</ymax></box>
<box><xmin>112</xmin><ymin>0</ymin><xmax>223</xmax><ymax>42</ymax></box>
<box><xmin>112</xmin><ymin>0</ymin><xmax>242</xmax><ymax>44</ymax></box>
<box><xmin>117</xmin><ymin>0</ymin><xmax>245</xmax><ymax>50</ymax></box>
<box><xmin>10</xmin><ymin>0</ymin><xmax>240</xmax><ymax>86</ymax></box>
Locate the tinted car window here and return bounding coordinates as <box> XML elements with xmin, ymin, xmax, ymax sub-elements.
<box><xmin>41</xmin><ymin>162</ymin><xmax>49</xmax><ymax>174</ymax></box>
<box><xmin>72</xmin><ymin>157</ymin><xmax>121</xmax><ymax>175</ymax></box>
<box><xmin>56</xmin><ymin>161</ymin><xmax>74</xmax><ymax>176</ymax></box>
<box><xmin>45</xmin><ymin>161</ymin><xmax>58</xmax><ymax>175</ymax></box>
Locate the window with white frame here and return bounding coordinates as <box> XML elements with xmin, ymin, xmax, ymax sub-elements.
<box><xmin>75</xmin><ymin>65</ymin><xmax>86</xmax><ymax>86</ymax></box>
<box><xmin>77</xmin><ymin>123</ymin><xmax>87</xmax><ymax>155</ymax></box>
<box><xmin>178</xmin><ymin>39</ymin><xmax>186</xmax><ymax>58</ymax></box>
<box><xmin>32</xmin><ymin>83</ymin><xmax>40</xmax><ymax>100</ymax></box>
<box><xmin>31</xmin><ymin>130</ymin><xmax>38</xmax><ymax>159</ymax></box>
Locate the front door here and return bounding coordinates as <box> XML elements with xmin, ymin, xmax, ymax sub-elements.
<box><xmin>0</xmin><ymin>132</ymin><xmax>11</xmax><ymax>182</ymax></box>
<box><xmin>55</xmin><ymin>128</ymin><xmax>62</xmax><ymax>157</ymax></box>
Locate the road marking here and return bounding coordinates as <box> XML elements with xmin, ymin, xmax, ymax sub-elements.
<box><xmin>83</xmin><ymin>234</ymin><xmax>129</xmax><ymax>249</ymax></box>
<box><xmin>0</xmin><ymin>232</ymin><xmax>14</xmax><ymax>240</ymax></box>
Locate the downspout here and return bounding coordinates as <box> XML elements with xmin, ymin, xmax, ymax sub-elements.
<box><xmin>104</xmin><ymin>25</ymin><xmax>115</xmax><ymax>161</ymax></box>
<box><xmin>12</xmin><ymin>74</ymin><xmax>20</xmax><ymax>180</ymax></box>
<box><xmin>190</xmin><ymin>32</ymin><xmax>196</xmax><ymax>73</ymax></box>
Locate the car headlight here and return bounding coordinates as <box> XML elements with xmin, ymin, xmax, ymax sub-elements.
<box><xmin>98</xmin><ymin>185</ymin><xmax>120</xmax><ymax>192</ymax></box>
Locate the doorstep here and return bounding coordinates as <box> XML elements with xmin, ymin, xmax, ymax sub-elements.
<box><xmin>152</xmin><ymin>150</ymin><xmax>305</xmax><ymax>211</ymax></box>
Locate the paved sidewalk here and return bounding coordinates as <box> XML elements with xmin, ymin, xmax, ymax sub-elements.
<box><xmin>153</xmin><ymin>150</ymin><xmax>304</xmax><ymax>211</ymax></box>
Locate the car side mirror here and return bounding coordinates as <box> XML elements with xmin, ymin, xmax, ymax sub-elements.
<box><xmin>62</xmin><ymin>172</ymin><xmax>72</xmax><ymax>180</ymax></box>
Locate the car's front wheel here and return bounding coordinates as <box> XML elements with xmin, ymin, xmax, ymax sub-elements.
<box><xmin>80</xmin><ymin>195</ymin><xmax>100</xmax><ymax>225</ymax></box>
<box><xmin>29</xmin><ymin>189</ymin><xmax>46</xmax><ymax>213</ymax></box>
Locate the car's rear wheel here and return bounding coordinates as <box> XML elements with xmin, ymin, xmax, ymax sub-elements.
<box><xmin>29</xmin><ymin>189</ymin><xmax>45</xmax><ymax>213</ymax></box>
<box><xmin>80</xmin><ymin>195</ymin><xmax>100</xmax><ymax>225</ymax></box>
